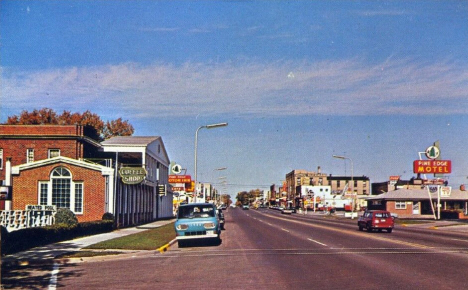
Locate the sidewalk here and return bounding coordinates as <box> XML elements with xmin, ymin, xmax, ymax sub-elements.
<box><xmin>399</xmin><ymin>219</ymin><xmax>468</xmax><ymax>232</ymax></box>
<box><xmin>2</xmin><ymin>218</ymin><xmax>175</xmax><ymax>266</ymax></box>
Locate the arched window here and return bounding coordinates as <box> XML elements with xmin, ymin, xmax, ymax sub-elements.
<box><xmin>38</xmin><ymin>166</ymin><xmax>83</xmax><ymax>214</ymax></box>
<box><xmin>51</xmin><ymin>167</ymin><xmax>72</xmax><ymax>209</ymax></box>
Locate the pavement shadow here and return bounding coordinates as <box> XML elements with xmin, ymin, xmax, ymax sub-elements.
<box><xmin>1</xmin><ymin>241</ymin><xmax>85</xmax><ymax>289</ymax></box>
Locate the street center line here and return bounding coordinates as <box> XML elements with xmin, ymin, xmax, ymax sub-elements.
<box><xmin>308</xmin><ymin>238</ymin><xmax>327</xmax><ymax>246</ymax></box>
<box><xmin>48</xmin><ymin>262</ymin><xmax>60</xmax><ymax>290</ymax></box>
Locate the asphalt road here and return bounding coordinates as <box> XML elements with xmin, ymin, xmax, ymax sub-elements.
<box><xmin>9</xmin><ymin>208</ymin><xmax>468</xmax><ymax>289</ymax></box>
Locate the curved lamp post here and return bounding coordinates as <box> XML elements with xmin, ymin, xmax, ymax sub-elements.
<box><xmin>194</xmin><ymin>122</ymin><xmax>228</xmax><ymax>203</ymax></box>
<box><xmin>333</xmin><ymin>155</ymin><xmax>355</xmax><ymax>219</ymax></box>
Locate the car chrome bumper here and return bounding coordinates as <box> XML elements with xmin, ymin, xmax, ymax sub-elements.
<box><xmin>176</xmin><ymin>233</ymin><xmax>219</xmax><ymax>240</ymax></box>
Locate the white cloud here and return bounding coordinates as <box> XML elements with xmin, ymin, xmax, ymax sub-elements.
<box><xmin>2</xmin><ymin>58</ymin><xmax>467</xmax><ymax>121</ymax></box>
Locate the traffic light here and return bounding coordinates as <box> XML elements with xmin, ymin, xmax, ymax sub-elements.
<box><xmin>186</xmin><ymin>181</ymin><xmax>195</xmax><ymax>192</ymax></box>
<box><xmin>158</xmin><ymin>184</ymin><xmax>166</xmax><ymax>196</ymax></box>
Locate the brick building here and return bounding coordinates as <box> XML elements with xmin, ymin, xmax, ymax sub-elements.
<box><xmin>0</xmin><ymin>125</ymin><xmax>172</xmax><ymax>227</ymax></box>
<box><xmin>285</xmin><ymin>167</ymin><xmax>370</xmax><ymax>208</ymax></box>
<box><xmin>0</xmin><ymin>125</ymin><xmax>114</xmax><ymax>223</ymax></box>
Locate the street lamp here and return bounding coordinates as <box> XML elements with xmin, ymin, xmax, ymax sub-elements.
<box><xmin>213</xmin><ymin>167</ymin><xmax>227</xmax><ymax>204</ymax></box>
<box><xmin>333</xmin><ymin>155</ymin><xmax>355</xmax><ymax>219</ymax></box>
<box><xmin>194</xmin><ymin>122</ymin><xmax>228</xmax><ymax>203</ymax></box>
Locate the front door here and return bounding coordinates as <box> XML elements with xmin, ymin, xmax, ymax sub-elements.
<box><xmin>413</xmin><ymin>201</ymin><xmax>420</xmax><ymax>215</ymax></box>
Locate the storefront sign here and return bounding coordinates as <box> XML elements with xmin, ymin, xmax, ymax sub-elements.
<box><xmin>440</xmin><ymin>186</ymin><xmax>452</xmax><ymax>197</ymax></box>
<box><xmin>119</xmin><ymin>167</ymin><xmax>147</xmax><ymax>184</ymax></box>
<box><xmin>26</xmin><ymin>205</ymin><xmax>57</xmax><ymax>211</ymax></box>
<box><xmin>413</xmin><ymin>160</ymin><xmax>451</xmax><ymax>174</ymax></box>
<box><xmin>168</xmin><ymin>175</ymin><xmax>192</xmax><ymax>183</ymax></box>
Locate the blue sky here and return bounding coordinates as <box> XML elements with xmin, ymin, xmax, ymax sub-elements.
<box><xmin>1</xmin><ymin>1</ymin><xmax>468</xmax><ymax>196</ymax></box>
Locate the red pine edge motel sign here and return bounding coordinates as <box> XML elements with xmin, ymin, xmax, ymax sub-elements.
<box><xmin>413</xmin><ymin>160</ymin><xmax>452</xmax><ymax>174</ymax></box>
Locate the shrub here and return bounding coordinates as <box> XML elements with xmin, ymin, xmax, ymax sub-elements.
<box><xmin>2</xmin><ymin>220</ymin><xmax>114</xmax><ymax>255</ymax></box>
<box><xmin>102</xmin><ymin>212</ymin><xmax>115</xmax><ymax>221</ymax></box>
<box><xmin>55</xmin><ymin>208</ymin><xmax>78</xmax><ymax>226</ymax></box>
<box><xmin>1</xmin><ymin>225</ymin><xmax>8</xmax><ymax>253</ymax></box>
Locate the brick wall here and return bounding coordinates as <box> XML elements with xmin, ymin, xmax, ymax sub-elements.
<box><xmin>0</xmin><ymin>125</ymin><xmax>83</xmax><ymax>136</ymax></box>
<box><xmin>12</xmin><ymin>162</ymin><xmax>107</xmax><ymax>222</ymax></box>
<box><xmin>386</xmin><ymin>201</ymin><xmax>413</xmax><ymax>216</ymax></box>
<box><xmin>0</xmin><ymin>125</ymin><xmax>92</xmax><ymax>183</ymax></box>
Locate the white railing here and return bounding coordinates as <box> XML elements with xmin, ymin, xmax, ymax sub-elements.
<box><xmin>0</xmin><ymin>210</ymin><xmax>56</xmax><ymax>232</ymax></box>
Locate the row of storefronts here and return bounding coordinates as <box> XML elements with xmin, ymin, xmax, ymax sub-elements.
<box><xmin>268</xmin><ymin>167</ymin><xmax>468</xmax><ymax>219</ymax></box>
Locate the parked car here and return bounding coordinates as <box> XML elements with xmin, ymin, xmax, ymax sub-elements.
<box><xmin>218</xmin><ymin>209</ymin><xmax>225</xmax><ymax>230</ymax></box>
<box><xmin>174</xmin><ymin>203</ymin><xmax>221</xmax><ymax>247</ymax></box>
<box><xmin>281</xmin><ymin>207</ymin><xmax>293</xmax><ymax>214</ymax></box>
<box><xmin>242</xmin><ymin>204</ymin><xmax>249</xmax><ymax>210</ymax></box>
<box><xmin>358</xmin><ymin>210</ymin><xmax>394</xmax><ymax>233</ymax></box>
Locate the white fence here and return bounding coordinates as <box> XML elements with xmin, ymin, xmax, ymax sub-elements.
<box><xmin>0</xmin><ymin>210</ymin><xmax>56</xmax><ymax>232</ymax></box>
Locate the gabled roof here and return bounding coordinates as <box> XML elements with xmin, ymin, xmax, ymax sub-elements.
<box><xmin>11</xmin><ymin>156</ymin><xmax>114</xmax><ymax>175</ymax></box>
<box><xmin>100</xmin><ymin>136</ymin><xmax>170</xmax><ymax>166</ymax></box>
<box><xmin>101</xmin><ymin>136</ymin><xmax>161</xmax><ymax>146</ymax></box>
<box><xmin>366</xmin><ymin>188</ymin><xmax>468</xmax><ymax>201</ymax></box>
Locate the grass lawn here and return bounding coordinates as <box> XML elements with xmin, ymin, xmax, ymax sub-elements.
<box><xmin>84</xmin><ymin>222</ymin><xmax>176</xmax><ymax>251</ymax></box>
<box><xmin>395</xmin><ymin>219</ymin><xmax>434</xmax><ymax>225</ymax></box>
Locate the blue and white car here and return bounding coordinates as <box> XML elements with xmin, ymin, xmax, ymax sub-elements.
<box><xmin>174</xmin><ymin>203</ymin><xmax>221</xmax><ymax>247</ymax></box>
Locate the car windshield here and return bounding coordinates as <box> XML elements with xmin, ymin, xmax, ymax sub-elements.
<box><xmin>178</xmin><ymin>205</ymin><xmax>215</xmax><ymax>219</ymax></box>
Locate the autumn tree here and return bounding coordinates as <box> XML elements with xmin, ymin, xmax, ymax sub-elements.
<box><xmin>220</xmin><ymin>194</ymin><xmax>232</xmax><ymax>206</ymax></box>
<box><xmin>7</xmin><ymin>108</ymin><xmax>59</xmax><ymax>125</ymax></box>
<box><xmin>102</xmin><ymin>118</ymin><xmax>134</xmax><ymax>139</ymax></box>
<box><xmin>5</xmin><ymin>108</ymin><xmax>134</xmax><ymax>141</ymax></box>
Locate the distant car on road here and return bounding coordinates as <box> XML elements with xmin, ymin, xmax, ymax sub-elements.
<box><xmin>174</xmin><ymin>203</ymin><xmax>221</xmax><ymax>247</ymax></box>
<box><xmin>358</xmin><ymin>210</ymin><xmax>394</xmax><ymax>233</ymax></box>
<box><xmin>242</xmin><ymin>204</ymin><xmax>249</xmax><ymax>210</ymax></box>
<box><xmin>218</xmin><ymin>208</ymin><xmax>225</xmax><ymax>230</ymax></box>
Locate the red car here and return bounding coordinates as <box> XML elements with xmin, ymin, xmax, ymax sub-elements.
<box><xmin>358</xmin><ymin>210</ymin><xmax>394</xmax><ymax>233</ymax></box>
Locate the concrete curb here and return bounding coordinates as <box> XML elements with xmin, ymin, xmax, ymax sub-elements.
<box><xmin>157</xmin><ymin>238</ymin><xmax>177</xmax><ymax>253</ymax></box>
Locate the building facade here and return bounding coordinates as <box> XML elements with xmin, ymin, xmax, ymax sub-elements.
<box><xmin>0</xmin><ymin>125</ymin><xmax>172</xmax><ymax>228</ymax></box>
<box><xmin>366</xmin><ymin>187</ymin><xmax>468</xmax><ymax>219</ymax></box>
<box><xmin>285</xmin><ymin>167</ymin><xmax>370</xmax><ymax>208</ymax></box>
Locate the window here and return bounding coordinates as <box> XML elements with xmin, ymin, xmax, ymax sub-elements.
<box><xmin>0</xmin><ymin>149</ymin><xmax>3</xmax><ymax>170</ymax></box>
<box><xmin>74</xmin><ymin>183</ymin><xmax>83</xmax><ymax>213</ymax></box>
<box><xmin>37</xmin><ymin>166</ymin><xmax>84</xmax><ymax>214</ymax></box>
<box><xmin>27</xmin><ymin>149</ymin><xmax>34</xmax><ymax>163</ymax></box>
<box><xmin>395</xmin><ymin>201</ymin><xmax>407</xmax><ymax>209</ymax></box>
<box><xmin>39</xmin><ymin>183</ymin><xmax>48</xmax><ymax>205</ymax></box>
<box><xmin>48</xmin><ymin>149</ymin><xmax>61</xmax><ymax>158</ymax></box>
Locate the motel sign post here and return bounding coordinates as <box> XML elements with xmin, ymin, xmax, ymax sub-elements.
<box><xmin>415</xmin><ymin>144</ymin><xmax>452</xmax><ymax>220</ymax></box>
